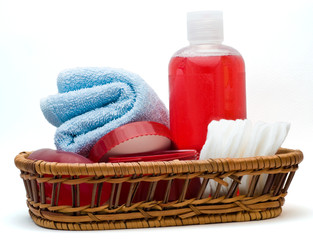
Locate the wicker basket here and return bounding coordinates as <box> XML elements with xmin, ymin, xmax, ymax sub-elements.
<box><xmin>14</xmin><ymin>148</ymin><xmax>303</xmax><ymax>231</ymax></box>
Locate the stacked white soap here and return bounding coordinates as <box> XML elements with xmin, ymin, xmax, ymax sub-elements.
<box><xmin>199</xmin><ymin>119</ymin><xmax>290</xmax><ymax>196</ymax></box>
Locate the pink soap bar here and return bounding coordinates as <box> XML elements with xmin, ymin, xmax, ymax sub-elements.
<box><xmin>89</xmin><ymin>121</ymin><xmax>173</xmax><ymax>162</ymax></box>
<box><xmin>28</xmin><ymin>148</ymin><xmax>111</xmax><ymax>206</ymax></box>
<box><xmin>28</xmin><ymin>148</ymin><xmax>92</xmax><ymax>163</ymax></box>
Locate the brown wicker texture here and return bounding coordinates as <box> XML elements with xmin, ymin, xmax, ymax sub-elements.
<box><xmin>14</xmin><ymin>148</ymin><xmax>303</xmax><ymax>230</ymax></box>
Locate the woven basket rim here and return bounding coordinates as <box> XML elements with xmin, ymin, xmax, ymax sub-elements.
<box><xmin>14</xmin><ymin>148</ymin><xmax>303</xmax><ymax>176</ymax></box>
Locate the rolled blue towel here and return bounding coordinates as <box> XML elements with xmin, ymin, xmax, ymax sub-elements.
<box><xmin>40</xmin><ymin>67</ymin><xmax>169</xmax><ymax>156</ymax></box>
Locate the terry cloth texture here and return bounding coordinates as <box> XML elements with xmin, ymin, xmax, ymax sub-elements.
<box><xmin>40</xmin><ymin>67</ymin><xmax>169</xmax><ymax>156</ymax></box>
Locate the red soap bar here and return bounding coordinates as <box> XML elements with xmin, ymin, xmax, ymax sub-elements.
<box><xmin>108</xmin><ymin>149</ymin><xmax>198</xmax><ymax>162</ymax></box>
<box><xmin>28</xmin><ymin>148</ymin><xmax>111</xmax><ymax>206</ymax></box>
<box><xmin>108</xmin><ymin>150</ymin><xmax>201</xmax><ymax>204</ymax></box>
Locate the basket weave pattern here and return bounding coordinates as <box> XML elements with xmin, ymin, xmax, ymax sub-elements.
<box><xmin>14</xmin><ymin>148</ymin><xmax>303</xmax><ymax>230</ymax></box>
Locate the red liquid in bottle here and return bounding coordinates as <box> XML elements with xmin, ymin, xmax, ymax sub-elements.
<box><xmin>169</xmin><ymin>55</ymin><xmax>246</xmax><ymax>152</ymax></box>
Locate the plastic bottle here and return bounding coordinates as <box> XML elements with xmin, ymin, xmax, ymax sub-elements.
<box><xmin>169</xmin><ymin>11</ymin><xmax>246</xmax><ymax>152</ymax></box>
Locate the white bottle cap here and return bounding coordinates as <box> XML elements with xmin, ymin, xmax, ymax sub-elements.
<box><xmin>187</xmin><ymin>10</ymin><xmax>224</xmax><ymax>45</ymax></box>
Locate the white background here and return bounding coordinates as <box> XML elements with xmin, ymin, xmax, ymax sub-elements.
<box><xmin>1</xmin><ymin>0</ymin><xmax>312</xmax><ymax>238</ymax></box>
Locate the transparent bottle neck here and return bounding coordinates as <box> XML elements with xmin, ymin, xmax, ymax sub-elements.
<box><xmin>189</xmin><ymin>40</ymin><xmax>223</xmax><ymax>46</ymax></box>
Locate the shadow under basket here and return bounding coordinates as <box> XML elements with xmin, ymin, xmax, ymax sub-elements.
<box><xmin>14</xmin><ymin>148</ymin><xmax>303</xmax><ymax>231</ymax></box>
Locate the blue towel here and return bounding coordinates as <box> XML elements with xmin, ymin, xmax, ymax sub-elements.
<box><xmin>40</xmin><ymin>67</ymin><xmax>169</xmax><ymax>156</ymax></box>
